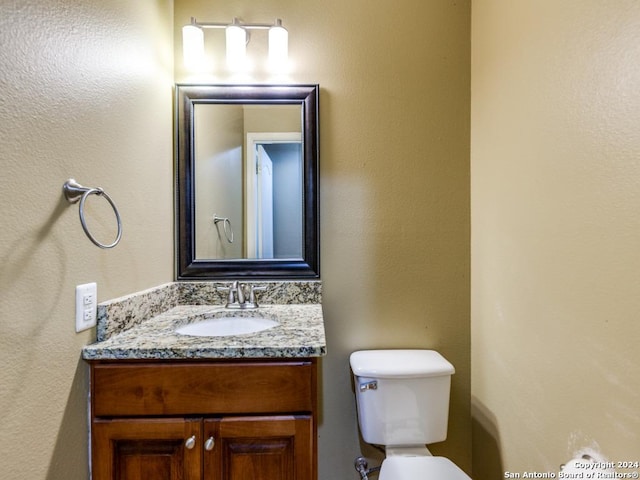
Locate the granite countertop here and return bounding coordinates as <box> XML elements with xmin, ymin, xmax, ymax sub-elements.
<box><xmin>82</xmin><ymin>303</ymin><xmax>326</xmax><ymax>361</ymax></box>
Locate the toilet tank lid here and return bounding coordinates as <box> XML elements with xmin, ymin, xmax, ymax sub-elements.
<box><xmin>350</xmin><ymin>350</ymin><xmax>455</xmax><ymax>378</ymax></box>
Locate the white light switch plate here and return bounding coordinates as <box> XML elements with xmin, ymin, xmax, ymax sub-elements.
<box><xmin>75</xmin><ymin>282</ymin><xmax>97</xmax><ymax>332</ymax></box>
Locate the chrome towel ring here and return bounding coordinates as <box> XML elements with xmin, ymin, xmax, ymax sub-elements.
<box><xmin>213</xmin><ymin>214</ymin><xmax>234</xmax><ymax>243</ymax></box>
<box><xmin>63</xmin><ymin>179</ymin><xmax>122</xmax><ymax>249</ymax></box>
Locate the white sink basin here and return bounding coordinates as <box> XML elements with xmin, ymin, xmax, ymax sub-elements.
<box><xmin>175</xmin><ymin>316</ymin><xmax>279</xmax><ymax>337</ymax></box>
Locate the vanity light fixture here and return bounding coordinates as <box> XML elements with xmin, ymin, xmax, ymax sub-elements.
<box><xmin>182</xmin><ymin>17</ymin><xmax>289</xmax><ymax>72</ymax></box>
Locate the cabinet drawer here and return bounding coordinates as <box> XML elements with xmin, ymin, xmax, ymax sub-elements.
<box><xmin>91</xmin><ymin>360</ymin><xmax>316</xmax><ymax>417</ymax></box>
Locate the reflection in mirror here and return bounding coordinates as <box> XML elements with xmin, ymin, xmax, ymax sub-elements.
<box><xmin>175</xmin><ymin>84</ymin><xmax>319</xmax><ymax>280</ymax></box>
<box><xmin>194</xmin><ymin>104</ymin><xmax>302</xmax><ymax>260</ymax></box>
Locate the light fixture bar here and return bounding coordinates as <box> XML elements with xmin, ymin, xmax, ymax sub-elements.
<box><xmin>182</xmin><ymin>17</ymin><xmax>289</xmax><ymax>72</ymax></box>
<box><xmin>190</xmin><ymin>17</ymin><xmax>280</xmax><ymax>30</ymax></box>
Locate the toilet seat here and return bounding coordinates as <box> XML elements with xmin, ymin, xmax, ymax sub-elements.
<box><xmin>379</xmin><ymin>456</ymin><xmax>471</xmax><ymax>480</ymax></box>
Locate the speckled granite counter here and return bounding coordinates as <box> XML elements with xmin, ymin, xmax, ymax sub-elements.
<box><xmin>82</xmin><ymin>304</ymin><xmax>325</xmax><ymax>360</ymax></box>
<box><xmin>81</xmin><ymin>281</ymin><xmax>326</xmax><ymax>360</ymax></box>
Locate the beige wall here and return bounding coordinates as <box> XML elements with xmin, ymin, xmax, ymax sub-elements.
<box><xmin>471</xmin><ymin>1</ymin><xmax>640</xmax><ymax>477</ymax></box>
<box><xmin>1</xmin><ymin>1</ymin><xmax>470</xmax><ymax>478</ymax></box>
<box><xmin>6</xmin><ymin>1</ymin><xmax>635</xmax><ymax>478</ymax></box>
<box><xmin>174</xmin><ymin>1</ymin><xmax>471</xmax><ymax>478</ymax></box>
<box><xmin>0</xmin><ymin>1</ymin><xmax>174</xmax><ymax>478</ymax></box>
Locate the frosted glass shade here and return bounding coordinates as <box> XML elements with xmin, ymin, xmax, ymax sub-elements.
<box><xmin>226</xmin><ymin>24</ymin><xmax>246</xmax><ymax>70</ymax></box>
<box><xmin>182</xmin><ymin>24</ymin><xmax>205</xmax><ymax>70</ymax></box>
<box><xmin>268</xmin><ymin>23</ymin><xmax>288</xmax><ymax>70</ymax></box>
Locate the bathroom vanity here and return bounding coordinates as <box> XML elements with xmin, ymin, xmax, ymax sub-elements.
<box><xmin>89</xmin><ymin>359</ymin><xmax>317</xmax><ymax>480</ymax></box>
<box><xmin>82</xmin><ymin>282</ymin><xmax>326</xmax><ymax>480</ymax></box>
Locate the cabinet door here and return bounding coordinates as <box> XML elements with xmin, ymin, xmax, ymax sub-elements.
<box><xmin>204</xmin><ymin>416</ymin><xmax>314</xmax><ymax>480</ymax></box>
<box><xmin>92</xmin><ymin>418</ymin><xmax>202</xmax><ymax>480</ymax></box>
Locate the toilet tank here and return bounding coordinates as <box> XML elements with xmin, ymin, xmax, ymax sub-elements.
<box><xmin>350</xmin><ymin>350</ymin><xmax>455</xmax><ymax>447</ymax></box>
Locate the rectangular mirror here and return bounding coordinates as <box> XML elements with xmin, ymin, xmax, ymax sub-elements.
<box><xmin>175</xmin><ymin>84</ymin><xmax>319</xmax><ymax>279</ymax></box>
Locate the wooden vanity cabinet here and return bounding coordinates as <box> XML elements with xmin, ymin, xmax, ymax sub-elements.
<box><xmin>89</xmin><ymin>359</ymin><xmax>318</xmax><ymax>480</ymax></box>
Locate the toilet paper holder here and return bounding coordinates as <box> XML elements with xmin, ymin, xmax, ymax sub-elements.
<box><xmin>560</xmin><ymin>454</ymin><xmax>595</xmax><ymax>471</ymax></box>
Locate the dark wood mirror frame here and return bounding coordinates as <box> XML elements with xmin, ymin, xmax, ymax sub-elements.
<box><xmin>175</xmin><ymin>84</ymin><xmax>320</xmax><ymax>280</ymax></box>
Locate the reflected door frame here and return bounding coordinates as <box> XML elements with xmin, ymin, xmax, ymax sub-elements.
<box><xmin>245</xmin><ymin>132</ymin><xmax>302</xmax><ymax>259</ymax></box>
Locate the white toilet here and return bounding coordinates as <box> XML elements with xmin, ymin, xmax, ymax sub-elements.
<box><xmin>350</xmin><ymin>349</ymin><xmax>471</xmax><ymax>480</ymax></box>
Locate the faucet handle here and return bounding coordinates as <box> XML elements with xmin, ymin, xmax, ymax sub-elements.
<box><xmin>248</xmin><ymin>285</ymin><xmax>267</xmax><ymax>306</ymax></box>
<box><xmin>217</xmin><ymin>282</ymin><xmax>238</xmax><ymax>306</ymax></box>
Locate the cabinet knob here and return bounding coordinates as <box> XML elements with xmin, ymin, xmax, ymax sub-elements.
<box><xmin>205</xmin><ymin>436</ymin><xmax>215</xmax><ymax>451</ymax></box>
<box><xmin>185</xmin><ymin>435</ymin><xmax>196</xmax><ymax>450</ymax></box>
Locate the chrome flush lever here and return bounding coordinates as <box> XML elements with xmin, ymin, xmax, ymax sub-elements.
<box><xmin>359</xmin><ymin>381</ymin><xmax>378</xmax><ymax>392</ymax></box>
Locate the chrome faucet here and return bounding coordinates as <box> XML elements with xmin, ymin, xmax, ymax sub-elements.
<box><xmin>218</xmin><ymin>282</ymin><xmax>266</xmax><ymax>309</ymax></box>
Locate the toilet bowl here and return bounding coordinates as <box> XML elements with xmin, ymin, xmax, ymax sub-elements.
<box><xmin>380</xmin><ymin>456</ymin><xmax>470</xmax><ymax>480</ymax></box>
<box><xmin>350</xmin><ymin>349</ymin><xmax>471</xmax><ymax>479</ymax></box>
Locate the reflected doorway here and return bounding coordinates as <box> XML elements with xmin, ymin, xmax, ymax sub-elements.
<box><xmin>246</xmin><ymin>132</ymin><xmax>303</xmax><ymax>259</ymax></box>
